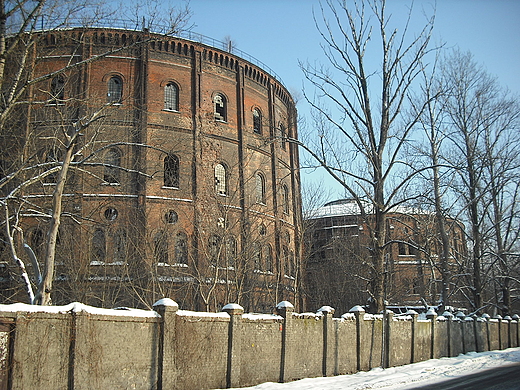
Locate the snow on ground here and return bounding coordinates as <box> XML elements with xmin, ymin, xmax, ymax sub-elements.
<box><xmin>229</xmin><ymin>348</ymin><xmax>520</xmax><ymax>390</ymax></box>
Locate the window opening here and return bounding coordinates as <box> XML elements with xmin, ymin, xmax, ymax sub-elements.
<box><xmin>91</xmin><ymin>229</ymin><xmax>106</xmax><ymax>263</ymax></box>
<box><xmin>175</xmin><ymin>232</ymin><xmax>188</xmax><ymax>264</ymax></box>
<box><xmin>107</xmin><ymin>76</ymin><xmax>123</xmax><ymax>103</ymax></box>
<box><xmin>50</xmin><ymin>75</ymin><xmax>65</xmax><ymax>103</ymax></box>
<box><xmin>104</xmin><ymin>207</ymin><xmax>118</xmax><ymax>221</ymax></box>
<box><xmin>164</xmin><ymin>82</ymin><xmax>179</xmax><ymax>111</ymax></box>
<box><xmin>113</xmin><ymin>229</ymin><xmax>127</xmax><ymax>263</ymax></box>
<box><xmin>282</xmin><ymin>184</ymin><xmax>290</xmax><ymax>214</ymax></box>
<box><xmin>255</xmin><ymin>173</ymin><xmax>266</xmax><ymax>204</ymax></box>
<box><xmin>165</xmin><ymin>210</ymin><xmax>178</xmax><ymax>224</ymax></box>
<box><xmin>164</xmin><ymin>154</ymin><xmax>179</xmax><ymax>188</ymax></box>
<box><xmin>214</xmin><ymin>93</ymin><xmax>227</xmax><ymax>121</ymax></box>
<box><xmin>215</xmin><ymin>163</ymin><xmax>227</xmax><ymax>196</ymax></box>
<box><xmin>154</xmin><ymin>231</ymin><xmax>168</xmax><ymax>264</ymax></box>
<box><xmin>104</xmin><ymin>148</ymin><xmax>121</xmax><ymax>184</ymax></box>
<box><xmin>253</xmin><ymin>108</ymin><xmax>262</xmax><ymax>134</ymax></box>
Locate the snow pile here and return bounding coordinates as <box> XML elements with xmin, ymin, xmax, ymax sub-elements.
<box><xmin>0</xmin><ymin>302</ymin><xmax>160</xmax><ymax>317</ymax></box>
<box><xmin>228</xmin><ymin>348</ymin><xmax>520</xmax><ymax>390</ymax></box>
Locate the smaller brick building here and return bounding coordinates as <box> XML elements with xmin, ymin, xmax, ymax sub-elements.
<box><xmin>304</xmin><ymin>199</ymin><xmax>467</xmax><ymax>314</ymax></box>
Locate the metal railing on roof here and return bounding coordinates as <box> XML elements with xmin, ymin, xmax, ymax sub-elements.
<box><xmin>43</xmin><ymin>18</ymin><xmax>286</xmax><ymax>87</ymax></box>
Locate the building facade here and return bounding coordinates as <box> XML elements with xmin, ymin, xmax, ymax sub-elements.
<box><xmin>304</xmin><ymin>199</ymin><xmax>467</xmax><ymax>315</ymax></box>
<box><xmin>0</xmin><ymin>28</ymin><xmax>302</xmax><ymax>311</ymax></box>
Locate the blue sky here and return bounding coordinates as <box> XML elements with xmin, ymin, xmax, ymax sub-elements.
<box><xmin>187</xmin><ymin>0</ymin><xmax>520</xmax><ymax>200</ymax></box>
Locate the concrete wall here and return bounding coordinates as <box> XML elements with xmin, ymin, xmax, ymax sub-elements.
<box><xmin>0</xmin><ymin>301</ymin><xmax>518</xmax><ymax>390</ymax></box>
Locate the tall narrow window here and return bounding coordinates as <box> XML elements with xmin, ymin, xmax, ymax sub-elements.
<box><xmin>113</xmin><ymin>229</ymin><xmax>127</xmax><ymax>263</ymax></box>
<box><xmin>107</xmin><ymin>75</ymin><xmax>123</xmax><ymax>103</ymax></box>
<box><xmin>264</xmin><ymin>245</ymin><xmax>273</xmax><ymax>273</ymax></box>
<box><xmin>175</xmin><ymin>232</ymin><xmax>188</xmax><ymax>264</ymax></box>
<box><xmin>215</xmin><ymin>163</ymin><xmax>227</xmax><ymax>196</ymax></box>
<box><xmin>214</xmin><ymin>93</ymin><xmax>227</xmax><ymax>121</ymax></box>
<box><xmin>50</xmin><ymin>75</ymin><xmax>65</xmax><ymax>103</ymax></box>
<box><xmin>164</xmin><ymin>154</ymin><xmax>179</xmax><ymax>188</ymax></box>
<box><xmin>253</xmin><ymin>242</ymin><xmax>262</xmax><ymax>270</ymax></box>
<box><xmin>164</xmin><ymin>82</ymin><xmax>179</xmax><ymax>111</ymax></box>
<box><xmin>282</xmin><ymin>184</ymin><xmax>290</xmax><ymax>214</ymax></box>
<box><xmin>104</xmin><ymin>148</ymin><xmax>121</xmax><ymax>184</ymax></box>
<box><xmin>209</xmin><ymin>234</ymin><xmax>221</xmax><ymax>266</ymax></box>
<box><xmin>91</xmin><ymin>229</ymin><xmax>106</xmax><ymax>263</ymax></box>
<box><xmin>253</xmin><ymin>108</ymin><xmax>262</xmax><ymax>134</ymax></box>
<box><xmin>226</xmin><ymin>236</ymin><xmax>237</xmax><ymax>268</ymax></box>
<box><xmin>279</xmin><ymin>123</ymin><xmax>287</xmax><ymax>150</ymax></box>
<box><xmin>255</xmin><ymin>172</ymin><xmax>266</xmax><ymax>204</ymax></box>
<box><xmin>154</xmin><ymin>231</ymin><xmax>168</xmax><ymax>264</ymax></box>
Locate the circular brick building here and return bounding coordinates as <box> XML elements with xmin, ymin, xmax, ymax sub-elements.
<box><xmin>0</xmin><ymin>28</ymin><xmax>302</xmax><ymax>311</ymax></box>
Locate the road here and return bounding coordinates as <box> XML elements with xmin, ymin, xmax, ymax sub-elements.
<box><xmin>409</xmin><ymin>363</ymin><xmax>520</xmax><ymax>389</ymax></box>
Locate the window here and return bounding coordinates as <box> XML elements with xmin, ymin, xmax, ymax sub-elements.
<box><xmin>113</xmin><ymin>229</ymin><xmax>127</xmax><ymax>263</ymax></box>
<box><xmin>215</xmin><ymin>163</ymin><xmax>227</xmax><ymax>196</ymax></box>
<box><xmin>50</xmin><ymin>75</ymin><xmax>65</xmax><ymax>103</ymax></box>
<box><xmin>104</xmin><ymin>148</ymin><xmax>122</xmax><ymax>184</ymax></box>
<box><xmin>279</xmin><ymin>123</ymin><xmax>287</xmax><ymax>150</ymax></box>
<box><xmin>164</xmin><ymin>154</ymin><xmax>179</xmax><ymax>188</ymax></box>
<box><xmin>104</xmin><ymin>207</ymin><xmax>118</xmax><ymax>221</ymax></box>
<box><xmin>264</xmin><ymin>245</ymin><xmax>273</xmax><ymax>273</ymax></box>
<box><xmin>398</xmin><ymin>242</ymin><xmax>408</xmax><ymax>256</ymax></box>
<box><xmin>164</xmin><ymin>82</ymin><xmax>179</xmax><ymax>111</ymax></box>
<box><xmin>175</xmin><ymin>232</ymin><xmax>188</xmax><ymax>264</ymax></box>
<box><xmin>213</xmin><ymin>93</ymin><xmax>227</xmax><ymax>121</ymax></box>
<box><xmin>154</xmin><ymin>231</ymin><xmax>168</xmax><ymax>264</ymax></box>
<box><xmin>44</xmin><ymin>147</ymin><xmax>61</xmax><ymax>184</ymax></box>
<box><xmin>165</xmin><ymin>210</ymin><xmax>178</xmax><ymax>224</ymax></box>
<box><xmin>282</xmin><ymin>184</ymin><xmax>290</xmax><ymax>214</ymax></box>
<box><xmin>30</xmin><ymin>228</ymin><xmax>45</xmax><ymax>258</ymax></box>
<box><xmin>253</xmin><ymin>108</ymin><xmax>262</xmax><ymax>134</ymax></box>
<box><xmin>255</xmin><ymin>172</ymin><xmax>266</xmax><ymax>204</ymax></box>
<box><xmin>226</xmin><ymin>236</ymin><xmax>236</xmax><ymax>268</ymax></box>
<box><xmin>91</xmin><ymin>229</ymin><xmax>106</xmax><ymax>263</ymax></box>
<box><xmin>253</xmin><ymin>243</ymin><xmax>262</xmax><ymax>270</ymax></box>
<box><xmin>209</xmin><ymin>234</ymin><xmax>221</xmax><ymax>266</ymax></box>
<box><xmin>107</xmin><ymin>75</ymin><xmax>123</xmax><ymax>103</ymax></box>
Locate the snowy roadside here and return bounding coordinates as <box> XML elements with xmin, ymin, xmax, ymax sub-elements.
<box><xmin>226</xmin><ymin>348</ymin><xmax>520</xmax><ymax>390</ymax></box>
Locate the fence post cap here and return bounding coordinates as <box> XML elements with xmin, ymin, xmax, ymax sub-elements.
<box><xmin>349</xmin><ymin>305</ymin><xmax>366</xmax><ymax>314</ymax></box>
<box><xmin>153</xmin><ymin>298</ymin><xmax>179</xmax><ymax>311</ymax></box>
<box><xmin>504</xmin><ymin>315</ymin><xmax>512</xmax><ymax>321</ymax></box>
<box><xmin>481</xmin><ymin>313</ymin><xmax>490</xmax><ymax>320</ymax></box>
<box><xmin>222</xmin><ymin>303</ymin><xmax>244</xmax><ymax>315</ymax></box>
<box><xmin>512</xmin><ymin>314</ymin><xmax>519</xmax><ymax>320</ymax></box>
<box><xmin>317</xmin><ymin>305</ymin><xmax>335</xmax><ymax>315</ymax></box>
<box><xmin>276</xmin><ymin>301</ymin><xmax>294</xmax><ymax>309</ymax></box>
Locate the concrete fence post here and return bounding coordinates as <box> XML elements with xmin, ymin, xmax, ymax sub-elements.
<box><xmin>426</xmin><ymin>308</ymin><xmax>437</xmax><ymax>359</ymax></box>
<box><xmin>153</xmin><ymin>298</ymin><xmax>179</xmax><ymax>390</ymax></box>
<box><xmin>504</xmin><ymin>316</ymin><xmax>512</xmax><ymax>348</ymax></box>
<box><xmin>276</xmin><ymin>301</ymin><xmax>294</xmax><ymax>383</ymax></box>
<box><xmin>349</xmin><ymin>305</ymin><xmax>365</xmax><ymax>372</ymax></box>
<box><xmin>443</xmin><ymin>311</ymin><xmax>454</xmax><ymax>357</ymax></box>
<box><xmin>408</xmin><ymin>310</ymin><xmax>419</xmax><ymax>364</ymax></box>
<box><xmin>318</xmin><ymin>306</ymin><xmax>335</xmax><ymax>377</ymax></box>
<box><xmin>513</xmin><ymin>314</ymin><xmax>520</xmax><ymax>347</ymax></box>
<box><xmin>383</xmin><ymin>310</ymin><xmax>394</xmax><ymax>368</ymax></box>
<box><xmin>222</xmin><ymin>303</ymin><xmax>244</xmax><ymax>389</ymax></box>
<box><xmin>455</xmin><ymin>311</ymin><xmax>466</xmax><ymax>354</ymax></box>
<box><xmin>495</xmin><ymin>314</ymin><xmax>503</xmax><ymax>350</ymax></box>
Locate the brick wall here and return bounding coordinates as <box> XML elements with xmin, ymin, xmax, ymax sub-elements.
<box><xmin>0</xmin><ymin>301</ymin><xmax>518</xmax><ymax>390</ymax></box>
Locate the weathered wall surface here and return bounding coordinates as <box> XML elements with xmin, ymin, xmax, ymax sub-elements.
<box><xmin>0</xmin><ymin>301</ymin><xmax>518</xmax><ymax>390</ymax></box>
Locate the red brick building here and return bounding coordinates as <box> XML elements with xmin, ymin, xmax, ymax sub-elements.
<box><xmin>304</xmin><ymin>199</ymin><xmax>467</xmax><ymax>314</ymax></box>
<box><xmin>0</xmin><ymin>28</ymin><xmax>302</xmax><ymax>311</ymax></box>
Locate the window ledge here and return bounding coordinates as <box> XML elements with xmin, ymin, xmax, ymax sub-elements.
<box><xmin>101</xmin><ymin>182</ymin><xmax>121</xmax><ymax>186</ymax></box>
<box><xmin>157</xmin><ymin>262</ymin><xmax>188</xmax><ymax>268</ymax></box>
<box><xmin>90</xmin><ymin>261</ymin><xmax>126</xmax><ymax>266</ymax></box>
<box><xmin>162</xmin><ymin>186</ymin><xmax>180</xmax><ymax>190</ymax></box>
<box><xmin>162</xmin><ymin>109</ymin><xmax>180</xmax><ymax>113</ymax></box>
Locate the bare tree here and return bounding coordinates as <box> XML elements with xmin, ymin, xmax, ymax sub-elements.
<box><xmin>441</xmin><ymin>49</ymin><xmax>520</xmax><ymax>313</ymax></box>
<box><xmin>299</xmin><ymin>0</ymin><xmax>436</xmax><ymax>312</ymax></box>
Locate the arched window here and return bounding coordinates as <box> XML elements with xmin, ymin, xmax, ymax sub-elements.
<box><xmin>104</xmin><ymin>148</ymin><xmax>122</xmax><ymax>184</ymax></box>
<box><xmin>50</xmin><ymin>75</ymin><xmax>65</xmax><ymax>103</ymax></box>
<box><xmin>107</xmin><ymin>75</ymin><xmax>123</xmax><ymax>103</ymax></box>
<box><xmin>253</xmin><ymin>242</ymin><xmax>262</xmax><ymax>271</ymax></box>
<box><xmin>175</xmin><ymin>232</ymin><xmax>188</xmax><ymax>264</ymax></box>
<box><xmin>113</xmin><ymin>229</ymin><xmax>127</xmax><ymax>263</ymax></box>
<box><xmin>213</xmin><ymin>93</ymin><xmax>227</xmax><ymax>121</ymax></box>
<box><xmin>264</xmin><ymin>245</ymin><xmax>273</xmax><ymax>273</ymax></box>
<box><xmin>154</xmin><ymin>231</ymin><xmax>168</xmax><ymax>264</ymax></box>
<box><xmin>164</xmin><ymin>154</ymin><xmax>179</xmax><ymax>188</ymax></box>
<box><xmin>91</xmin><ymin>229</ymin><xmax>106</xmax><ymax>263</ymax></box>
<box><xmin>208</xmin><ymin>234</ymin><xmax>221</xmax><ymax>266</ymax></box>
<box><xmin>255</xmin><ymin>172</ymin><xmax>266</xmax><ymax>204</ymax></box>
<box><xmin>226</xmin><ymin>236</ymin><xmax>237</xmax><ymax>268</ymax></box>
<box><xmin>282</xmin><ymin>184</ymin><xmax>290</xmax><ymax>214</ymax></box>
<box><xmin>279</xmin><ymin>123</ymin><xmax>287</xmax><ymax>150</ymax></box>
<box><xmin>164</xmin><ymin>82</ymin><xmax>179</xmax><ymax>111</ymax></box>
<box><xmin>215</xmin><ymin>163</ymin><xmax>227</xmax><ymax>196</ymax></box>
<box><xmin>253</xmin><ymin>108</ymin><xmax>262</xmax><ymax>134</ymax></box>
